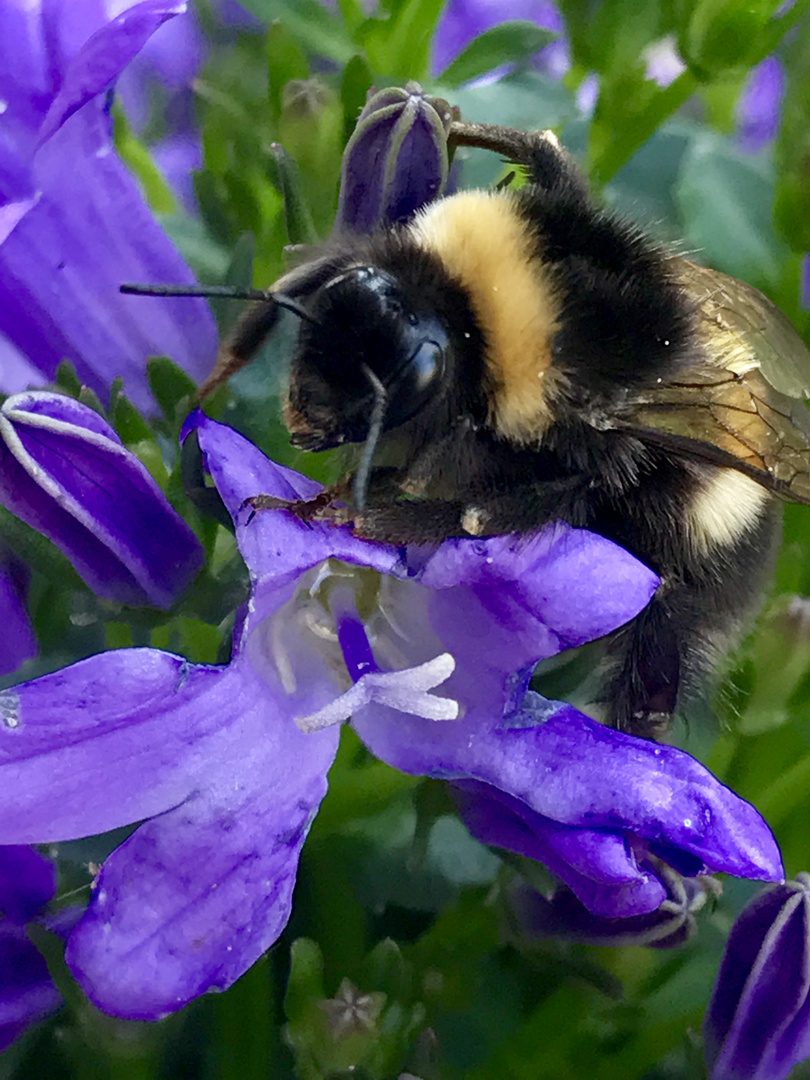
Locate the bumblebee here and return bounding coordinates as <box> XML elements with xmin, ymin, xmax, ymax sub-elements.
<box><xmin>189</xmin><ymin>122</ymin><xmax>810</xmax><ymax>738</ymax></box>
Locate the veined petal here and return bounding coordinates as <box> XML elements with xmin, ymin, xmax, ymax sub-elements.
<box><xmin>0</xmin><ymin>393</ymin><xmax>203</xmax><ymax>608</ymax></box>
<box><xmin>64</xmin><ymin>690</ymin><xmax>339</xmax><ymax>1019</ymax></box>
<box><xmin>355</xmin><ymin>700</ymin><xmax>782</xmax><ymax>887</ymax></box>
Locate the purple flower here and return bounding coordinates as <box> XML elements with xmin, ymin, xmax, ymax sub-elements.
<box><xmin>335</xmin><ymin>83</ymin><xmax>454</xmax><ymax>234</ymax></box>
<box><xmin>0</xmin><ymin>546</ymin><xmax>37</xmax><ymax>677</ymax></box>
<box><xmin>0</xmin><ymin>846</ymin><xmax>62</xmax><ymax>1051</ymax></box>
<box><xmin>0</xmin><ymin>391</ymin><xmax>203</xmax><ymax>608</ymax></box>
<box><xmin>431</xmin><ymin>0</ymin><xmax>568</xmax><ymax>81</ymax></box>
<box><xmin>705</xmin><ymin>874</ymin><xmax>810</xmax><ymax>1080</ymax></box>
<box><xmin>737</xmin><ymin>55</ymin><xmax>785</xmax><ymax>154</ymax></box>
<box><xmin>0</xmin><ymin>0</ymin><xmax>217</xmax><ymax>412</ymax></box>
<box><xmin>0</xmin><ymin>415</ymin><xmax>781</xmax><ymax>1019</ymax></box>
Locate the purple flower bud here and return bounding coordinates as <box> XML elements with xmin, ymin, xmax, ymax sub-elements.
<box><xmin>705</xmin><ymin>874</ymin><xmax>810</xmax><ymax>1080</ymax></box>
<box><xmin>0</xmin><ymin>391</ymin><xmax>203</xmax><ymax>608</ymax></box>
<box><xmin>508</xmin><ymin>864</ymin><xmax>722</xmax><ymax>949</ymax></box>
<box><xmin>335</xmin><ymin>82</ymin><xmax>454</xmax><ymax>234</ymax></box>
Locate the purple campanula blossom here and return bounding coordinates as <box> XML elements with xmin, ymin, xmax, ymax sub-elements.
<box><xmin>705</xmin><ymin>874</ymin><xmax>810</xmax><ymax>1080</ymax></box>
<box><xmin>0</xmin><ymin>846</ymin><xmax>62</xmax><ymax>1050</ymax></box>
<box><xmin>335</xmin><ymin>83</ymin><xmax>454</xmax><ymax>234</ymax></box>
<box><xmin>0</xmin><ymin>391</ymin><xmax>203</xmax><ymax>608</ymax></box>
<box><xmin>0</xmin><ymin>414</ymin><xmax>782</xmax><ymax>1020</ymax></box>
<box><xmin>737</xmin><ymin>55</ymin><xmax>785</xmax><ymax>154</ymax></box>
<box><xmin>0</xmin><ymin>0</ymin><xmax>217</xmax><ymax>412</ymax></box>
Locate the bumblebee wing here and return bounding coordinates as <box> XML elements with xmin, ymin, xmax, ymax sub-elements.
<box><xmin>621</xmin><ymin>260</ymin><xmax>810</xmax><ymax>505</ymax></box>
<box><xmin>672</xmin><ymin>257</ymin><xmax>810</xmax><ymax>399</ymax></box>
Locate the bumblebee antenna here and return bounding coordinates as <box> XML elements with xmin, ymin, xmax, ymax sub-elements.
<box><xmin>353</xmin><ymin>366</ymin><xmax>387</xmax><ymax>513</ymax></box>
<box><xmin>120</xmin><ymin>283</ymin><xmax>318</xmax><ymax>324</ymax></box>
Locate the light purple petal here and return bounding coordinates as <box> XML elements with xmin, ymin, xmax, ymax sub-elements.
<box><xmin>0</xmin><ymin>392</ymin><xmax>203</xmax><ymax>608</ymax></box>
<box><xmin>0</xmin><ymin>4</ymin><xmax>217</xmax><ymax>411</ymax></box>
<box><xmin>38</xmin><ymin>1</ymin><xmax>188</xmax><ymax>145</ymax></box>
<box><xmin>737</xmin><ymin>56</ymin><xmax>785</xmax><ymax>154</ymax></box>
<box><xmin>190</xmin><ymin>413</ymin><xmax>403</xmax><ymax>585</ymax></box>
<box><xmin>66</xmin><ymin>722</ymin><xmax>335</xmax><ymax>1019</ymax></box>
<box><xmin>354</xmin><ymin>701</ymin><xmax>782</xmax><ymax>887</ymax></box>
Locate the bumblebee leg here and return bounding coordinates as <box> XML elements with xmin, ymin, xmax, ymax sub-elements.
<box><xmin>448</xmin><ymin>121</ymin><xmax>586</xmax><ymax>194</ymax></box>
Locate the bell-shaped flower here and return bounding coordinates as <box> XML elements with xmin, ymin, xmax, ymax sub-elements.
<box><xmin>0</xmin><ymin>414</ymin><xmax>782</xmax><ymax>1021</ymax></box>
<box><xmin>0</xmin><ymin>846</ymin><xmax>62</xmax><ymax>1051</ymax></box>
<box><xmin>0</xmin><ymin>0</ymin><xmax>216</xmax><ymax>412</ymax></box>
<box><xmin>705</xmin><ymin>874</ymin><xmax>810</xmax><ymax>1080</ymax></box>
<box><xmin>736</xmin><ymin>55</ymin><xmax>785</xmax><ymax>154</ymax></box>
<box><xmin>0</xmin><ymin>391</ymin><xmax>203</xmax><ymax>608</ymax></box>
<box><xmin>335</xmin><ymin>82</ymin><xmax>454</xmax><ymax>234</ymax></box>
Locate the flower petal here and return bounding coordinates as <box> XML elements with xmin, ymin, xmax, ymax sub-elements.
<box><xmin>0</xmin><ymin>846</ymin><xmax>56</xmax><ymax>924</ymax></box>
<box><xmin>38</xmin><ymin>1</ymin><xmax>188</xmax><ymax>146</ymax></box>
<box><xmin>355</xmin><ymin>700</ymin><xmax>782</xmax><ymax>886</ymax></box>
<box><xmin>454</xmin><ymin>781</ymin><xmax>667</xmax><ymax>916</ymax></box>
<box><xmin>190</xmin><ymin>414</ymin><xmax>402</xmax><ymax>583</ymax></box>
<box><xmin>65</xmin><ymin>695</ymin><xmax>338</xmax><ymax>1019</ymax></box>
<box><xmin>0</xmin><ymin>926</ymin><xmax>62</xmax><ymax>1051</ymax></box>
<box><xmin>0</xmin><ymin>555</ymin><xmax>37</xmax><ymax>677</ymax></box>
<box><xmin>0</xmin><ymin>393</ymin><xmax>203</xmax><ymax>608</ymax></box>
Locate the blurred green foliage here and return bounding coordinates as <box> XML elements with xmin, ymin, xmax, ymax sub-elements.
<box><xmin>6</xmin><ymin>0</ymin><xmax>810</xmax><ymax>1077</ymax></box>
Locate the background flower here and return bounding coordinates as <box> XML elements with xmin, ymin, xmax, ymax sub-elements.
<box><xmin>0</xmin><ymin>0</ymin><xmax>217</xmax><ymax>412</ymax></box>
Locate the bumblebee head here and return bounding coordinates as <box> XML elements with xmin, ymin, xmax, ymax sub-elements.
<box><xmin>284</xmin><ymin>265</ymin><xmax>450</xmax><ymax>452</ymax></box>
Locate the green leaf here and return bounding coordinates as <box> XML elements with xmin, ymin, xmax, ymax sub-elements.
<box><xmin>241</xmin><ymin>0</ymin><xmax>356</xmax><ymax>64</ymax></box>
<box><xmin>341</xmin><ymin>53</ymin><xmax>374</xmax><ymax>143</ymax></box>
<box><xmin>270</xmin><ymin>143</ymin><xmax>320</xmax><ymax>246</ymax></box>
<box><xmin>588</xmin><ymin>68</ymin><xmax>698</xmax><ymax>185</ymax></box>
<box><xmin>436</xmin><ymin>22</ymin><xmax>556</xmax><ymax>88</ymax></box>
<box><xmin>146</xmin><ymin>356</ymin><xmax>198</xmax><ymax>421</ymax></box>
<box><xmin>267</xmin><ymin>19</ymin><xmax>309</xmax><ymax>123</ymax></box>
<box><xmin>681</xmin><ymin>0</ymin><xmax>782</xmax><ymax>74</ymax></box>
<box><xmin>55</xmin><ymin>360</ymin><xmax>82</xmax><ymax>398</ymax></box>
<box><xmin>0</xmin><ymin>506</ymin><xmax>84</xmax><ymax>591</ymax></box>
<box><xmin>77</xmin><ymin>385</ymin><xmax>106</xmax><ymax>417</ymax></box>
<box><xmin>112</xmin><ymin>101</ymin><xmax>177</xmax><ymax>216</ymax></box>
<box><xmin>361</xmin><ymin>0</ymin><xmax>446</xmax><ymax>81</ymax></box>
<box><xmin>675</xmin><ymin>133</ymin><xmax>789</xmax><ymax>289</ymax></box>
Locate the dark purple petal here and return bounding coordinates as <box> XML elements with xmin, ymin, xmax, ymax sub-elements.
<box><xmin>0</xmin><ymin>392</ymin><xmax>203</xmax><ymax>608</ymax></box>
<box><xmin>706</xmin><ymin>876</ymin><xmax>810</xmax><ymax>1080</ymax></box>
<box><xmin>38</xmin><ymin>1</ymin><xmax>189</xmax><ymax>146</ymax></box>
<box><xmin>737</xmin><ymin>55</ymin><xmax>785</xmax><ymax>154</ymax></box>
<box><xmin>354</xmin><ymin>701</ymin><xmax>782</xmax><ymax>890</ymax></box>
<box><xmin>0</xmin><ymin>555</ymin><xmax>37</xmax><ymax>677</ymax></box>
<box><xmin>0</xmin><ymin>926</ymin><xmax>62</xmax><ymax>1052</ymax></box>
<box><xmin>335</xmin><ymin>83</ymin><xmax>451</xmax><ymax>233</ymax></box>
<box><xmin>801</xmin><ymin>254</ymin><xmax>810</xmax><ymax>312</ymax></box>
<box><xmin>0</xmin><ymin>846</ymin><xmax>56</xmax><ymax>924</ymax></box>
<box><xmin>455</xmin><ymin>781</ymin><xmax>667</xmax><ymax>916</ymax></box>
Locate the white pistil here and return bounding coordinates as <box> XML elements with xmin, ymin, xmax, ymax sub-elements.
<box><xmin>296</xmin><ymin>653</ymin><xmax>458</xmax><ymax>733</ymax></box>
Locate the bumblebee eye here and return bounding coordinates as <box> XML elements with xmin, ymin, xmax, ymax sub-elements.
<box><xmin>408</xmin><ymin>339</ymin><xmax>445</xmax><ymax>393</ymax></box>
